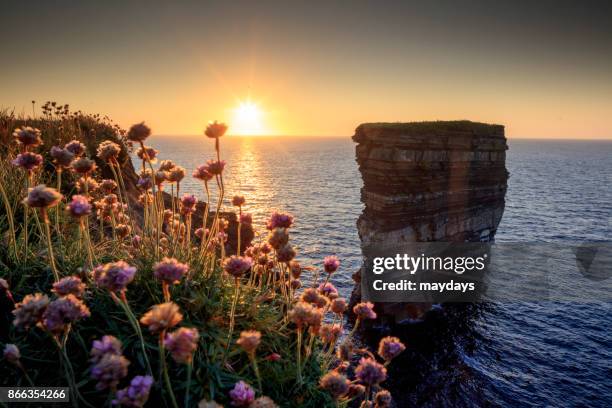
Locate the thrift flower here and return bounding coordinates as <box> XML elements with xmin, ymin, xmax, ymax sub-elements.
<box><xmin>154</xmin><ymin>257</ymin><xmax>189</xmax><ymax>285</ymax></box>
<box><xmin>12</xmin><ymin>152</ymin><xmax>43</xmax><ymax>171</ymax></box>
<box><xmin>93</xmin><ymin>261</ymin><xmax>137</xmax><ymax>292</ymax></box>
<box><xmin>24</xmin><ymin>185</ymin><xmax>62</xmax><ymax>208</ymax></box>
<box><xmin>90</xmin><ymin>335</ymin><xmax>123</xmax><ymax>364</ymax></box>
<box><xmin>13</xmin><ymin>293</ymin><xmax>49</xmax><ymax>330</ymax></box>
<box><xmin>320</xmin><ymin>372</ymin><xmax>349</xmax><ymax>400</ymax></box>
<box><xmin>136</xmin><ymin>146</ymin><xmax>158</xmax><ymax>162</ymax></box>
<box><xmin>180</xmin><ymin>194</ymin><xmax>197</xmax><ymax>214</ymax></box>
<box><xmin>97</xmin><ymin>140</ymin><xmax>121</xmax><ymax>162</ymax></box>
<box><xmin>266</xmin><ymin>212</ymin><xmax>294</xmax><ymax>230</ymax></box>
<box><xmin>42</xmin><ymin>294</ymin><xmax>91</xmax><ymax>335</ymax></box>
<box><xmin>267</xmin><ymin>228</ymin><xmax>288</xmax><ymax>250</ymax></box>
<box><xmin>318</xmin><ymin>282</ymin><xmax>339</xmax><ymax>299</ymax></box>
<box><xmin>223</xmin><ymin>256</ymin><xmax>253</xmax><ymax>279</ymax></box>
<box><xmin>13</xmin><ymin>126</ymin><xmax>42</xmax><ymax>147</ymax></box>
<box><xmin>50</xmin><ymin>146</ymin><xmax>74</xmax><ymax>168</ymax></box>
<box><xmin>3</xmin><ymin>344</ymin><xmax>21</xmax><ymax>365</ymax></box>
<box><xmin>64</xmin><ymin>140</ymin><xmax>86</xmax><ymax>157</ymax></box>
<box><xmin>112</xmin><ymin>375</ymin><xmax>154</xmax><ymax>407</ymax></box>
<box><xmin>250</xmin><ymin>397</ymin><xmax>278</xmax><ymax>408</ymax></box>
<box><xmin>100</xmin><ymin>179</ymin><xmax>118</xmax><ymax>193</ymax></box>
<box><xmin>319</xmin><ymin>324</ymin><xmax>342</xmax><ymax>344</ymax></box>
<box><xmin>331</xmin><ymin>298</ymin><xmax>347</xmax><ymax>314</ymax></box>
<box><xmin>355</xmin><ymin>357</ymin><xmax>387</xmax><ymax>386</ymax></box>
<box><xmin>52</xmin><ymin>276</ymin><xmax>86</xmax><ymax>298</ymax></box>
<box><xmin>288</xmin><ymin>301</ymin><xmax>316</xmax><ymax>328</ymax></box>
<box><xmin>239</xmin><ymin>213</ymin><xmax>252</xmax><ymax>225</ymax></box>
<box><xmin>77</xmin><ymin>177</ymin><xmax>99</xmax><ymax>194</ymax></box>
<box><xmin>140</xmin><ymin>302</ymin><xmax>183</xmax><ymax>333</ymax></box>
<box><xmin>228</xmin><ymin>381</ymin><xmax>255</xmax><ymax>407</ymax></box>
<box><xmin>71</xmin><ymin>157</ymin><xmax>96</xmax><ymax>174</ymax></box>
<box><xmin>232</xmin><ymin>195</ymin><xmax>245</xmax><ymax>206</ymax></box>
<box><xmin>66</xmin><ymin>195</ymin><xmax>91</xmax><ymax>217</ymax></box>
<box><xmin>323</xmin><ymin>256</ymin><xmax>340</xmax><ymax>274</ymax></box>
<box><xmin>167</xmin><ymin>166</ymin><xmax>186</xmax><ymax>183</ymax></box>
<box><xmin>377</xmin><ymin>336</ymin><xmax>406</xmax><ymax>362</ymax></box>
<box><xmin>204</xmin><ymin>159</ymin><xmax>225</xmax><ymax>175</ymax></box>
<box><xmin>276</xmin><ymin>244</ymin><xmax>296</xmax><ymax>263</ymax></box>
<box><xmin>205</xmin><ymin>121</ymin><xmax>228</xmax><ymax>139</ymax></box>
<box><xmin>193</xmin><ymin>164</ymin><xmax>213</xmax><ymax>181</ymax></box>
<box><xmin>236</xmin><ymin>330</ymin><xmax>261</xmax><ymax>354</ymax></box>
<box><xmin>164</xmin><ymin>327</ymin><xmax>199</xmax><ymax>364</ymax></box>
<box><xmin>159</xmin><ymin>160</ymin><xmax>175</xmax><ymax>171</ymax></box>
<box><xmin>127</xmin><ymin>122</ymin><xmax>151</xmax><ymax>142</ymax></box>
<box><xmin>374</xmin><ymin>390</ymin><xmax>393</xmax><ymax>408</ymax></box>
<box><xmin>91</xmin><ymin>353</ymin><xmax>130</xmax><ymax>390</ymax></box>
<box><xmin>353</xmin><ymin>302</ymin><xmax>377</xmax><ymax>321</ymax></box>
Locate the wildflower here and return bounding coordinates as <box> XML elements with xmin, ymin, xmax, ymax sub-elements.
<box><xmin>331</xmin><ymin>298</ymin><xmax>347</xmax><ymax>314</ymax></box>
<box><xmin>100</xmin><ymin>179</ymin><xmax>118</xmax><ymax>193</ymax></box>
<box><xmin>164</xmin><ymin>327</ymin><xmax>199</xmax><ymax>364</ymax></box>
<box><xmin>136</xmin><ymin>146</ymin><xmax>158</xmax><ymax>162</ymax></box>
<box><xmin>337</xmin><ymin>340</ymin><xmax>354</xmax><ymax>361</ymax></box>
<box><xmin>180</xmin><ymin>194</ymin><xmax>197</xmax><ymax>214</ymax></box>
<box><xmin>93</xmin><ymin>261</ymin><xmax>137</xmax><ymax>292</ymax></box>
<box><xmin>112</xmin><ymin>375</ymin><xmax>153</xmax><ymax>407</ymax></box>
<box><xmin>127</xmin><ymin>122</ymin><xmax>151</xmax><ymax>142</ymax></box>
<box><xmin>132</xmin><ymin>235</ymin><xmax>142</xmax><ymax>248</ymax></box>
<box><xmin>205</xmin><ymin>121</ymin><xmax>228</xmax><ymax>139</ymax></box>
<box><xmin>198</xmin><ymin>401</ymin><xmax>223</xmax><ymax>408</ymax></box>
<box><xmin>65</xmin><ymin>140</ymin><xmax>86</xmax><ymax>156</ymax></box>
<box><xmin>289</xmin><ymin>261</ymin><xmax>301</xmax><ymax>279</ymax></box>
<box><xmin>353</xmin><ymin>302</ymin><xmax>377</xmax><ymax>321</ymax></box>
<box><xmin>42</xmin><ymin>294</ymin><xmax>91</xmax><ymax>335</ymax></box>
<box><xmin>154</xmin><ymin>257</ymin><xmax>189</xmax><ymax>285</ymax></box>
<box><xmin>355</xmin><ymin>357</ymin><xmax>387</xmax><ymax>386</ymax></box>
<box><xmin>288</xmin><ymin>301</ymin><xmax>315</xmax><ymax>328</ymax></box>
<box><xmin>237</xmin><ymin>330</ymin><xmax>261</xmax><ymax>354</ymax></box>
<box><xmin>91</xmin><ymin>353</ymin><xmax>130</xmax><ymax>390</ymax></box>
<box><xmin>306</xmin><ymin>307</ymin><xmax>323</xmax><ymax>330</ymax></box>
<box><xmin>167</xmin><ymin>166</ymin><xmax>186</xmax><ymax>183</ymax></box>
<box><xmin>50</xmin><ymin>146</ymin><xmax>74</xmax><ymax>168</ymax></box>
<box><xmin>276</xmin><ymin>244</ymin><xmax>296</xmax><ymax>262</ymax></box>
<box><xmin>301</xmin><ymin>288</ymin><xmax>320</xmax><ymax>304</ymax></box>
<box><xmin>290</xmin><ymin>279</ymin><xmax>302</xmax><ymax>290</ymax></box>
<box><xmin>318</xmin><ymin>282</ymin><xmax>339</xmax><ymax>299</ymax></box>
<box><xmin>3</xmin><ymin>344</ymin><xmax>21</xmax><ymax>365</ymax></box>
<box><xmin>158</xmin><ymin>160</ymin><xmax>175</xmax><ymax>171</ymax></box>
<box><xmin>229</xmin><ymin>381</ymin><xmax>255</xmax><ymax>407</ymax></box>
<box><xmin>347</xmin><ymin>383</ymin><xmax>366</xmax><ymax>398</ymax></box>
<box><xmin>0</xmin><ymin>279</ymin><xmax>14</xmax><ymax>303</ymax></box>
<box><xmin>323</xmin><ymin>256</ymin><xmax>340</xmax><ymax>274</ymax></box>
<box><xmin>66</xmin><ymin>195</ymin><xmax>91</xmax><ymax>218</ymax></box>
<box><xmin>195</xmin><ymin>227</ymin><xmax>207</xmax><ymax>239</ymax></box>
<box><xmin>232</xmin><ymin>195</ymin><xmax>245</xmax><ymax>207</ymax></box>
<box><xmin>71</xmin><ymin>157</ymin><xmax>96</xmax><ymax>174</ymax></box>
<box><xmin>23</xmin><ymin>185</ymin><xmax>62</xmax><ymax>208</ymax></box>
<box><xmin>13</xmin><ymin>293</ymin><xmax>49</xmax><ymax>330</ymax></box>
<box><xmin>193</xmin><ymin>164</ymin><xmax>213</xmax><ymax>181</ymax></box>
<box><xmin>265</xmin><ymin>353</ymin><xmax>281</xmax><ymax>362</ymax></box>
<box><xmin>13</xmin><ymin>126</ymin><xmax>42</xmax><ymax>148</ymax></box>
<box><xmin>266</xmin><ymin>212</ymin><xmax>294</xmax><ymax>230</ymax></box>
<box><xmin>374</xmin><ymin>390</ymin><xmax>393</xmax><ymax>408</ymax></box>
<box><xmin>97</xmin><ymin>140</ymin><xmax>121</xmax><ymax>162</ymax></box>
<box><xmin>140</xmin><ymin>302</ymin><xmax>182</xmax><ymax>333</ymax></box>
<box><xmin>52</xmin><ymin>276</ymin><xmax>86</xmax><ymax>298</ymax></box>
<box><xmin>320</xmin><ymin>372</ymin><xmax>349</xmax><ymax>400</ymax></box>
<box><xmin>259</xmin><ymin>243</ymin><xmax>272</xmax><ymax>254</ymax></box>
<box><xmin>223</xmin><ymin>256</ymin><xmax>253</xmax><ymax>279</ymax></box>
<box><xmin>154</xmin><ymin>171</ymin><xmax>167</xmax><ymax>186</ymax></box>
<box><xmin>76</xmin><ymin>177</ymin><xmax>99</xmax><ymax>194</ymax></box>
<box><xmin>377</xmin><ymin>336</ymin><xmax>406</xmax><ymax>363</ymax></box>
<box><xmin>267</xmin><ymin>228</ymin><xmax>288</xmax><ymax>250</ymax></box>
<box><xmin>250</xmin><ymin>396</ymin><xmax>278</xmax><ymax>408</ymax></box>
<box><xmin>12</xmin><ymin>152</ymin><xmax>43</xmax><ymax>171</ymax></box>
<box><xmin>116</xmin><ymin>224</ymin><xmax>131</xmax><ymax>239</ymax></box>
<box><xmin>204</xmin><ymin>159</ymin><xmax>225</xmax><ymax>175</ymax></box>
<box><xmin>137</xmin><ymin>173</ymin><xmax>153</xmax><ymax>190</ymax></box>
<box><xmin>319</xmin><ymin>323</ymin><xmax>342</xmax><ymax>344</ymax></box>
<box><xmin>90</xmin><ymin>335</ymin><xmax>123</xmax><ymax>364</ymax></box>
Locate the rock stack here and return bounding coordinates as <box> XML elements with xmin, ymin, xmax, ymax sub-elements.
<box><xmin>352</xmin><ymin>121</ymin><xmax>508</xmax><ymax>321</ymax></box>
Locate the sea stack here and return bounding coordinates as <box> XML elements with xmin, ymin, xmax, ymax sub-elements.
<box><xmin>352</xmin><ymin>121</ymin><xmax>508</xmax><ymax>322</ymax></box>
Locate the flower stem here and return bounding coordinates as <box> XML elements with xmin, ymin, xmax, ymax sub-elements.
<box><xmin>42</xmin><ymin>209</ymin><xmax>60</xmax><ymax>282</ymax></box>
<box><xmin>185</xmin><ymin>362</ymin><xmax>193</xmax><ymax>408</ymax></box>
<box><xmin>0</xmin><ymin>181</ymin><xmax>17</xmax><ymax>258</ymax></box>
<box><xmin>113</xmin><ymin>292</ymin><xmax>153</xmax><ymax>376</ymax></box>
<box><xmin>159</xmin><ymin>332</ymin><xmax>179</xmax><ymax>408</ymax></box>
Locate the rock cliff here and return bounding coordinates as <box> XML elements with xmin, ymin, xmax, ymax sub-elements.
<box><xmin>352</xmin><ymin>121</ymin><xmax>508</xmax><ymax>322</ymax></box>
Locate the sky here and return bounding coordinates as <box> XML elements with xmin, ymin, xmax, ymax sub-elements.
<box><xmin>1</xmin><ymin>0</ymin><xmax>611</xmax><ymax>138</ymax></box>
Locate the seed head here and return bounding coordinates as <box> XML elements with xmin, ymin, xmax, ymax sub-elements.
<box><xmin>136</xmin><ymin>146</ymin><xmax>158</xmax><ymax>162</ymax></box>
<box><xmin>193</xmin><ymin>164</ymin><xmax>213</xmax><ymax>181</ymax></box>
<box><xmin>266</xmin><ymin>212</ymin><xmax>294</xmax><ymax>230</ymax></box>
<box><xmin>267</xmin><ymin>228</ymin><xmax>288</xmax><ymax>250</ymax></box>
<box><xmin>204</xmin><ymin>159</ymin><xmax>225</xmax><ymax>175</ymax></box>
<box><xmin>276</xmin><ymin>244</ymin><xmax>296</xmax><ymax>263</ymax></box>
<box><xmin>232</xmin><ymin>195</ymin><xmax>245</xmax><ymax>207</ymax></box>
<box><xmin>331</xmin><ymin>298</ymin><xmax>347</xmax><ymax>314</ymax></box>
<box><xmin>71</xmin><ymin>157</ymin><xmax>96</xmax><ymax>174</ymax></box>
<box><xmin>100</xmin><ymin>179</ymin><xmax>118</xmax><ymax>193</ymax></box>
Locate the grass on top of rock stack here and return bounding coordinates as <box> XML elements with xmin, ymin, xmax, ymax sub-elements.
<box><xmin>0</xmin><ymin>103</ymin><xmax>405</xmax><ymax>408</ymax></box>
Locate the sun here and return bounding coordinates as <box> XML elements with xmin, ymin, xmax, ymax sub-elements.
<box><xmin>232</xmin><ymin>100</ymin><xmax>266</xmax><ymax>136</ymax></box>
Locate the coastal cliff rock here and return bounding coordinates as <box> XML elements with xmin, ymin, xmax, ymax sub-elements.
<box><xmin>352</xmin><ymin>121</ymin><xmax>508</xmax><ymax>322</ymax></box>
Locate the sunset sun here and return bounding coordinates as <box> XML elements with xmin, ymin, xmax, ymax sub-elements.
<box><xmin>232</xmin><ymin>100</ymin><xmax>266</xmax><ymax>136</ymax></box>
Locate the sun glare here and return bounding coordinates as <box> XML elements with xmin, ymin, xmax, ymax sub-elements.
<box><xmin>232</xmin><ymin>100</ymin><xmax>266</xmax><ymax>136</ymax></box>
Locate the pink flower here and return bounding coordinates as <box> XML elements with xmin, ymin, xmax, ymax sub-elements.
<box><xmin>13</xmin><ymin>126</ymin><xmax>42</xmax><ymax>147</ymax></box>
<box><xmin>232</xmin><ymin>195</ymin><xmax>245</xmax><ymax>207</ymax></box>
<box><xmin>71</xmin><ymin>157</ymin><xmax>96</xmax><ymax>174</ymax></box>
<box><xmin>229</xmin><ymin>381</ymin><xmax>255</xmax><ymax>407</ymax></box>
<box><xmin>320</xmin><ymin>372</ymin><xmax>349</xmax><ymax>400</ymax></box>
<box><xmin>237</xmin><ymin>330</ymin><xmax>261</xmax><ymax>354</ymax></box>
<box><xmin>127</xmin><ymin>122</ymin><xmax>151</xmax><ymax>142</ymax></box>
<box><xmin>91</xmin><ymin>353</ymin><xmax>129</xmax><ymax>390</ymax></box>
<box><xmin>193</xmin><ymin>164</ymin><xmax>213</xmax><ymax>181</ymax></box>
<box><xmin>205</xmin><ymin>121</ymin><xmax>228</xmax><ymax>139</ymax></box>
<box><xmin>205</xmin><ymin>159</ymin><xmax>226</xmax><ymax>175</ymax></box>
<box><xmin>353</xmin><ymin>301</ymin><xmax>377</xmax><ymax>320</ymax></box>
<box><xmin>66</xmin><ymin>195</ymin><xmax>91</xmax><ymax>217</ymax></box>
<box><xmin>377</xmin><ymin>336</ymin><xmax>406</xmax><ymax>362</ymax></box>
<box><xmin>239</xmin><ymin>213</ymin><xmax>252</xmax><ymax>225</ymax></box>
<box><xmin>355</xmin><ymin>357</ymin><xmax>387</xmax><ymax>386</ymax></box>
<box><xmin>52</xmin><ymin>276</ymin><xmax>86</xmax><ymax>298</ymax></box>
<box><xmin>318</xmin><ymin>282</ymin><xmax>339</xmax><ymax>299</ymax></box>
<box><xmin>23</xmin><ymin>185</ymin><xmax>62</xmax><ymax>208</ymax></box>
<box><xmin>112</xmin><ymin>375</ymin><xmax>153</xmax><ymax>407</ymax></box>
<box><xmin>266</xmin><ymin>212</ymin><xmax>294</xmax><ymax>230</ymax></box>
<box><xmin>3</xmin><ymin>344</ymin><xmax>21</xmax><ymax>365</ymax></box>
<box><xmin>223</xmin><ymin>256</ymin><xmax>252</xmax><ymax>279</ymax></box>
<box><xmin>12</xmin><ymin>152</ymin><xmax>43</xmax><ymax>171</ymax></box>
<box><xmin>323</xmin><ymin>256</ymin><xmax>340</xmax><ymax>274</ymax></box>
<box><xmin>12</xmin><ymin>293</ymin><xmax>49</xmax><ymax>330</ymax></box>
<box><xmin>93</xmin><ymin>261</ymin><xmax>137</xmax><ymax>292</ymax></box>
<box><xmin>64</xmin><ymin>140</ymin><xmax>86</xmax><ymax>156</ymax></box>
<box><xmin>42</xmin><ymin>294</ymin><xmax>90</xmax><ymax>334</ymax></box>
<box><xmin>153</xmin><ymin>257</ymin><xmax>189</xmax><ymax>284</ymax></box>
<box><xmin>136</xmin><ymin>146</ymin><xmax>158</xmax><ymax>162</ymax></box>
<box><xmin>90</xmin><ymin>335</ymin><xmax>123</xmax><ymax>364</ymax></box>
<box><xmin>180</xmin><ymin>194</ymin><xmax>197</xmax><ymax>215</ymax></box>
<box><xmin>97</xmin><ymin>140</ymin><xmax>121</xmax><ymax>162</ymax></box>
<box><xmin>164</xmin><ymin>327</ymin><xmax>199</xmax><ymax>364</ymax></box>
<box><xmin>50</xmin><ymin>146</ymin><xmax>74</xmax><ymax>167</ymax></box>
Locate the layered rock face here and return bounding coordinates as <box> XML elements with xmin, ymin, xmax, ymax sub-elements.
<box><xmin>352</xmin><ymin>121</ymin><xmax>508</xmax><ymax>321</ymax></box>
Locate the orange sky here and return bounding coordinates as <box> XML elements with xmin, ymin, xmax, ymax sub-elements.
<box><xmin>1</xmin><ymin>2</ymin><xmax>611</xmax><ymax>139</ymax></box>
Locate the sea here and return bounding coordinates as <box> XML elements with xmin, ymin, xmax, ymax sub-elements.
<box><xmin>137</xmin><ymin>136</ymin><xmax>612</xmax><ymax>407</ymax></box>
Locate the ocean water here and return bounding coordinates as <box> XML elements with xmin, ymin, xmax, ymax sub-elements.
<box><xmin>139</xmin><ymin>136</ymin><xmax>612</xmax><ymax>407</ymax></box>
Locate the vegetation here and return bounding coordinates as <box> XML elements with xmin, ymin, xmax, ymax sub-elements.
<box><xmin>0</xmin><ymin>103</ymin><xmax>404</xmax><ymax>407</ymax></box>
